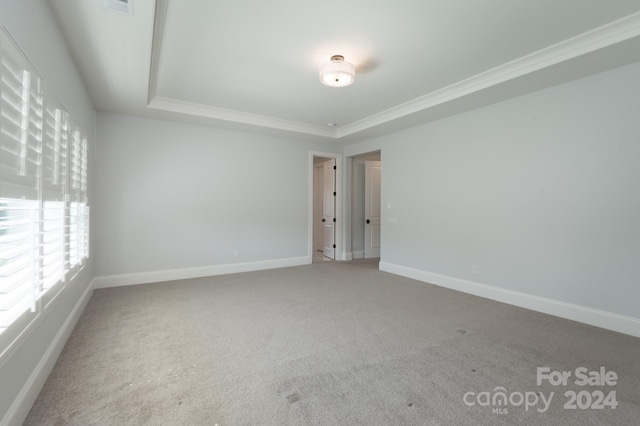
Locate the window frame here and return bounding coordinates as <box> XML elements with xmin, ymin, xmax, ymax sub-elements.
<box><xmin>0</xmin><ymin>24</ymin><xmax>90</xmax><ymax>364</ymax></box>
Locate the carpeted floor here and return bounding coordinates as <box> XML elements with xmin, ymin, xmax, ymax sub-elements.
<box><xmin>25</xmin><ymin>260</ymin><xmax>640</xmax><ymax>425</ymax></box>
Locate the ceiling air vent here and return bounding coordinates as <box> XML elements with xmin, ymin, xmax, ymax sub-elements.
<box><xmin>102</xmin><ymin>0</ymin><xmax>133</xmax><ymax>16</ymax></box>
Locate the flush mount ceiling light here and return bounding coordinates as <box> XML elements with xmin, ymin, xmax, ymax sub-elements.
<box><xmin>319</xmin><ymin>55</ymin><xmax>355</xmax><ymax>87</ymax></box>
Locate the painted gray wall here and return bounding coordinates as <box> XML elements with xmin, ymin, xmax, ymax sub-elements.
<box><xmin>94</xmin><ymin>112</ymin><xmax>340</xmax><ymax>276</ymax></box>
<box><xmin>0</xmin><ymin>0</ymin><xmax>95</xmax><ymax>422</ymax></box>
<box><xmin>346</xmin><ymin>60</ymin><xmax>640</xmax><ymax>319</ymax></box>
<box><xmin>1</xmin><ymin>2</ymin><xmax>638</xmax><ymax>421</ymax></box>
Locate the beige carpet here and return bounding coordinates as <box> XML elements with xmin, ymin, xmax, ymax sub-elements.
<box><xmin>25</xmin><ymin>260</ymin><xmax>640</xmax><ymax>425</ymax></box>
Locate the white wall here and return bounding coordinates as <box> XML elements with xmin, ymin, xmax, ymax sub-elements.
<box><xmin>346</xmin><ymin>61</ymin><xmax>640</xmax><ymax>328</ymax></box>
<box><xmin>0</xmin><ymin>1</ymin><xmax>95</xmax><ymax>424</ymax></box>
<box><xmin>94</xmin><ymin>112</ymin><xmax>340</xmax><ymax>278</ymax></box>
<box><xmin>1</xmin><ymin>4</ymin><xmax>638</xmax><ymax>422</ymax></box>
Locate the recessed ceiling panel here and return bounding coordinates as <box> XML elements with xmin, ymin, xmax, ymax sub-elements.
<box><xmin>49</xmin><ymin>0</ymin><xmax>640</xmax><ymax>140</ymax></box>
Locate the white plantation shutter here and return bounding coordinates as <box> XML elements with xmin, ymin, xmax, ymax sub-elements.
<box><xmin>0</xmin><ymin>200</ymin><xmax>38</xmax><ymax>332</ymax></box>
<box><xmin>0</xmin><ymin>32</ymin><xmax>42</xmax><ymax>337</ymax></box>
<box><xmin>27</xmin><ymin>57</ymin><xmax>44</xmax><ymax>298</ymax></box>
<box><xmin>41</xmin><ymin>201</ymin><xmax>64</xmax><ymax>296</ymax></box>
<box><xmin>0</xmin><ymin>26</ymin><xmax>89</xmax><ymax>351</ymax></box>
<box><xmin>43</xmin><ymin>106</ymin><xmax>69</xmax><ymax>188</ymax></box>
<box><xmin>0</xmin><ymin>47</ymin><xmax>40</xmax><ymax>200</ymax></box>
<box><xmin>67</xmin><ymin>128</ymin><xmax>89</xmax><ymax>274</ymax></box>
<box><xmin>41</xmin><ymin>102</ymin><xmax>67</xmax><ymax>301</ymax></box>
<box><xmin>68</xmin><ymin>128</ymin><xmax>80</xmax><ymax>270</ymax></box>
<box><xmin>79</xmin><ymin>136</ymin><xmax>89</xmax><ymax>262</ymax></box>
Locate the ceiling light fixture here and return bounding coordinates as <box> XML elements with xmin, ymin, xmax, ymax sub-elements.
<box><xmin>319</xmin><ymin>55</ymin><xmax>355</xmax><ymax>87</ymax></box>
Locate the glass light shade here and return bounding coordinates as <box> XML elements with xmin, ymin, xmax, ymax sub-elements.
<box><xmin>319</xmin><ymin>57</ymin><xmax>355</xmax><ymax>87</ymax></box>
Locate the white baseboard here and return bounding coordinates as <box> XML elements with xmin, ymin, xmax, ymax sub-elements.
<box><xmin>352</xmin><ymin>250</ymin><xmax>364</xmax><ymax>260</ymax></box>
<box><xmin>379</xmin><ymin>262</ymin><xmax>640</xmax><ymax>338</ymax></box>
<box><xmin>2</xmin><ymin>279</ymin><xmax>94</xmax><ymax>426</ymax></box>
<box><xmin>342</xmin><ymin>252</ymin><xmax>354</xmax><ymax>261</ymax></box>
<box><xmin>94</xmin><ymin>256</ymin><xmax>310</xmax><ymax>289</ymax></box>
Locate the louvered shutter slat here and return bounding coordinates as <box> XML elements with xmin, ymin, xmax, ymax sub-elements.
<box><xmin>1</xmin><ymin>23</ymin><xmax>89</xmax><ymax>342</ymax></box>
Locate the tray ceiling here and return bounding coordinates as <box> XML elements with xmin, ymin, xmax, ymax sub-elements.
<box><xmin>49</xmin><ymin>0</ymin><xmax>640</xmax><ymax>142</ymax></box>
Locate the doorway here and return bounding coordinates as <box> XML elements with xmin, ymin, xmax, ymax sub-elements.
<box><xmin>350</xmin><ymin>151</ymin><xmax>381</xmax><ymax>260</ymax></box>
<box><xmin>310</xmin><ymin>152</ymin><xmax>342</xmax><ymax>263</ymax></box>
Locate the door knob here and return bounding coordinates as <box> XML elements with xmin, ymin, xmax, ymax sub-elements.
<box><xmin>322</xmin><ymin>218</ymin><xmax>326</xmax><ymax>222</ymax></box>
<box><xmin>366</xmin><ymin>219</ymin><xmax>370</xmax><ymax>224</ymax></box>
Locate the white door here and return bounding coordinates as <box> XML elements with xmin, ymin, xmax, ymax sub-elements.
<box><xmin>364</xmin><ymin>160</ymin><xmax>381</xmax><ymax>258</ymax></box>
<box><xmin>323</xmin><ymin>159</ymin><xmax>336</xmax><ymax>259</ymax></box>
<box><xmin>313</xmin><ymin>164</ymin><xmax>324</xmax><ymax>252</ymax></box>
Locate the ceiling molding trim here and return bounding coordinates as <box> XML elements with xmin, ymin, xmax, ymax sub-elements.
<box><xmin>337</xmin><ymin>11</ymin><xmax>640</xmax><ymax>139</ymax></box>
<box><xmin>146</xmin><ymin>6</ymin><xmax>640</xmax><ymax>140</ymax></box>
<box><xmin>148</xmin><ymin>96</ymin><xmax>337</xmax><ymax>138</ymax></box>
<box><xmin>146</xmin><ymin>0</ymin><xmax>335</xmax><ymax>139</ymax></box>
<box><xmin>147</xmin><ymin>0</ymin><xmax>169</xmax><ymax>102</ymax></box>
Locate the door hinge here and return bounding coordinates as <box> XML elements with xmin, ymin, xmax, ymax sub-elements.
<box><xmin>333</xmin><ymin>218</ymin><xmax>336</xmax><ymax>223</ymax></box>
<box><xmin>333</xmin><ymin>165</ymin><xmax>336</xmax><ymax>170</ymax></box>
<box><xmin>333</xmin><ymin>244</ymin><xmax>336</xmax><ymax>248</ymax></box>
<box><xmin>333</xmin><ymin>191</ymin><xmax>336</xmax><ymax>196</ymax></box>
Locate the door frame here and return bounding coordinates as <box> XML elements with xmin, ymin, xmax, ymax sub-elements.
<box><xmin>309</xmin><ymin>151</ymin><xmax>343</xmax><ymax>263</ymax></box>
<box><xmin>313</xmin><ymin>163</ymin><xmax>324</xmax><ymax>253</ymax></box>
<box><xmin>322</xmin><ymin>158</ymin><xmax>337</xmax><ymax>259</ymax></box>
<box><xmin>345</xmin><ymin>149</ymin><xmax>382</xmax><ymax>263</ymax></box>
<box><xmin>364</xmin><ymin>160</ymin><xmax>381</xmax><ymax>258</ymax></box>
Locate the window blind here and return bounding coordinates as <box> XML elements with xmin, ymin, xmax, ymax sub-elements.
<box><xmin>41</xmin><ymin>102</ymin><xmax>67</xmax><ymax>301</ymax></box>
<box><xmin>0</xmin><ymin>26</ymin><xmax>90</xmax><ymax>352</ymax></box>
<box><xmin>0</xmin><ymin>199</ymin><xmax>38</xmax><ymax>331</ymax></box>
<box><xmin>1</xmin><ymin>33</ymin><xmax>42</xmax><ymax>336</ymax></box>
<box><xmin>68</xmin><ymin>127</ymin><xmax>88</xmax><ymax>272</ymax></box>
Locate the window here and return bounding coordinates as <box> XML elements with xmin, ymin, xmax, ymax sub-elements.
<box><xmin>0</xmin><ymin>26</ymin><xmax>89</xmax><ymax>355</ymax></box>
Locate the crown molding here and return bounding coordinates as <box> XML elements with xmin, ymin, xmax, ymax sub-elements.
<box><xmin>146</xmin><ymin>0</ymin><xmax>336</xmax><ymax>139</ymax></box>
<box><xmin>148</xmin><ymin>96</ymin><xmax>337</xmax><ymax>138</ymax></box>
<box><xmin>337</xmin><ymin>11</ymin><xmax>640</xmax><ymax>139</ymax></box>
<box><xmin>147</xmin><ymin>8</ymin><xmax>640</xmax><ymax>140</ymax></box>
